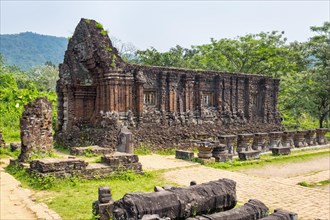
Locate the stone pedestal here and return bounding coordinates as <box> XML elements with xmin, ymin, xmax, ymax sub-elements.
<box><xmin>252</xmin><ymin>133</ymin><xmax>268</xmax><ymax>151</ymax></box>
<box><xmin>268</xmin><ymin>132</ymin><xmax>283</xmax><ymax>149</ymax></box>
<box><xmin>294</xmin><ymin>130</ymin><xmax>307</xmax><ymax>148</ymax></box>
<box><xmin>271</xmin><ymin>147</ymin><xmax>291</xmax><ymax>155</ymax></box>
<box><xmin>238</xmin><ymin>150</ymin><xmax>261</xmax><ymax>160</ymax></box>
<box><xmin>316</xmin><ymin>128</ymin><xmax>328</xmax><ymax>145</ymax></box>
<box><xmin>218</xmin><ymin>135</ymin><xmax>237</xmax><ymax>155</ymax></box>
<box><xmin>196</xmin><ymin>141</ymin><xmax>213</xmax><ymax>159</ymax></box>
<box><xmin>237</xmin><ymin>134</ymin><xmax>254</xmax><ymax>153</ymax></box>
<box><xmin>92</xmin><ymin>186</ymin><xmax>114</xmax><ymax>220</ymax></box>
<box><xmin>117</xmin><ymin>126</ymin><xmax>133</xmax><ymax>154</ymax></box>
<box><xmin>305</xmin><ymin>129</ymin><xmax>316</xmax><ymax>146</ymax></box>
<box><xmin>282</xmin><ymin>131</ymin><xmax>295</xmax><ymax>148</ymax></box>
<box><xmin>212</xmin><ymin>144</ymin><xmax>232</xmax><ymax>162</ymax></box>
<box><xmin>101</xmin><ymin>152</ymin><xmax>143</xmax><ymax>173</ymax></box>
<box><xmin>175</xmin><ymin>150</ymin><xmax>194</xmax><ymax>160</ymax></box>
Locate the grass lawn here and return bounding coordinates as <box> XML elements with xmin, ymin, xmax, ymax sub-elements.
<box><xmin>5</xmin><ymin>164</ymin><xmax>176</xmax><ymax>220</ymax></box>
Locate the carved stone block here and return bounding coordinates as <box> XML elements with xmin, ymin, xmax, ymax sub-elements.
<box><xmin>271</xmin><ymin>147</ymin><xmax>291</xmax><ymax>155</ymax></box>
<box><xmin>252</xmin><ymin>133</ymin><xmax>268</xmax><ymax>151</ymax></box>
<box><xmin>316</xmin><ymin>128</ymin><xmax>328</xmax><ymax>145</ymax></box>
<box><xmin>282</xmin><ymin>131</ymin><xmax>295</xmax><ymax>148</ymax></box>
<box><xmin>305</xmin><ymin>129</ymin><xmax>316</xmax><ymax>146</ymax></box>
<box><xmin>175</xmin><ymin>150</ymin><xmax>194</xmax><ymax>160</ymax></box>
<box><xmin>268</xmin><ymin>132</ymin><xmax>283</xmax><ymax>149</ymax></box>
<box><xmin>294</xmin><ymin>130</ymin><xmax>307</xmax><ymax>148</ymax></box>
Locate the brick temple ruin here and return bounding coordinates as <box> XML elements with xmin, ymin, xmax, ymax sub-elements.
<box><xmin>55</xmin><ymin>18</ymin><xmax>282</xmax><ymax>149</ymax></box>
<box><xmin>18</xmin><ymin>97</ymin><xmax>53</xmax><ymax>162</ymax></box>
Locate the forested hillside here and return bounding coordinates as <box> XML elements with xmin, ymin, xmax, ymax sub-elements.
<box><xmin>0</xmin><ymin>32</ymin><xmax>67</xmax><ymax>70</ymax></box>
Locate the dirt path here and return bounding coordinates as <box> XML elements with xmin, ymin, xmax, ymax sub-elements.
<box><xmin>140</xmin><ymin>147</ymin><xmax>330</xmax><ymax>220</ymax></box>
<box><xmin>0</xmin><ymin>159</ymin><xmax>61</xmax><ymax>220</ymax></box>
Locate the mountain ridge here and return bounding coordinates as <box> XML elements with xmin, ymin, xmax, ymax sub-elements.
<box><xmin>0</xmin><ymin>32</ymin><xmax>68</xmax><ymax>70</ymax></box>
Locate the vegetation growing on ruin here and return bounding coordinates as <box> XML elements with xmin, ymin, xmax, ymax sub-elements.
<box><xmin>298</xmin><ymin>180</ymin><xmax>330</xmax><ymax>188</ymax></box>
<box><xmin>0</xmin><ymin>147</ymin><xmax>21</xmax><ymax>159</ymax></box>
<box><xmin>0</xmin><ymin>56</ymin><xmax>58</xmax><ymax>142</ymax></box>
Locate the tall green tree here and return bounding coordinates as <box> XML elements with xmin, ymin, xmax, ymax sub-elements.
<box><xmin>307</xmin><ymin>22</ymin><xmax>330</xmax><ymax>127</ymax></box>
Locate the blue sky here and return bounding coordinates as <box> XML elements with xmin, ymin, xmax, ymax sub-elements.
<box><xmin>1</xmin><ymin>1</ymin><xmax>329</xmax><ymax>51</ymax></box>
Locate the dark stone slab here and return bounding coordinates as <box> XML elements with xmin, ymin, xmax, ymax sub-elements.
<box><xmin>214</xmin><ymin>154</ymin><xmax>233</xmax><ymax>162</ymax></box>
<box><xmin>175</xmin><ymin>150</ymin><xmax>194</xmax><ymax>160</ymax></box>
<box><xmin>272</xmin><ymin>147</ymin><xmax>291</xmax><ymax>155</ymax></box>
<box><xmin>238</xmin><ymin>150</ymin><xmax>261</xmax><ymax>160</ymax></box>
<box><xmin>30</xmin><ymin>158</ymin><xmax>88</xmax><ymax>173</ymax></box>
<box><xmin>101</xmin><ymin>153</ymin><xmax>139</xmax><ymax>165</ymax></box>
<box><xmin>70</xmin><ymin>146</ymin><xmax>113</xmax><ymax>156</ymax></box>
<box><xmin>260</xmin><ymin>208</ymin><xmax>298</xmax><ymax>220</ymax></box>
<box><xmin>187</xmin><ymin>199</ymin><xmax>269</xmax><ymax>220</ymax></box>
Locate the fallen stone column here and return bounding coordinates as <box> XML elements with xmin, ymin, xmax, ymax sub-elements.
<box><xmin>260</xmin><ymin>208</ymin><xmax>298</xmax><ymax>220</ymax></box>
<box><xmin>113</xmin><ymin>178</ymin><xmax>237</xmax><ymax>220</ymax></box>
<box><xmin>186</xmin><ymin>199</ymin><xmax>269</xmax><ymax>220</ymax></box>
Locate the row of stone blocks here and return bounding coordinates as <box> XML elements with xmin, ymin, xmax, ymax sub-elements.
<box><xmin>28</xmin><ymin>152</ymin><xmax>142</xmax><ymax>178</ymax></box>
<box><xmin>187</xmin><ymin>128</ymin><xmax>328</xmax><ymax>161</ymax></box>
<box><xmin>93</xmin><ymin>178</ymin><xmax>297</xmax><ymax>220</ymax></box>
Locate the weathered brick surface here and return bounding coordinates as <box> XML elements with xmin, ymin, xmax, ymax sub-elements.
<box><xmin>30</xmin><ymin>158</ymin><xmax>88</xmax><ymax>173</ymax></box>
<box><xmin>55</xmin><ymin>18</ymin><xmax>282</xmax><ymax>149</ymax></box>
<box><xmin>18</xmin><ymin>97</ymin><xmax>53</xmax><ymax>162</ymax></box>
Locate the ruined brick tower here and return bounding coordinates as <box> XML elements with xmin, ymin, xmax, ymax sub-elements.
<box><xmin>55</xmin><ymin>18</ymin><xmax>281</xmax><ymax>149</ymax></box>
